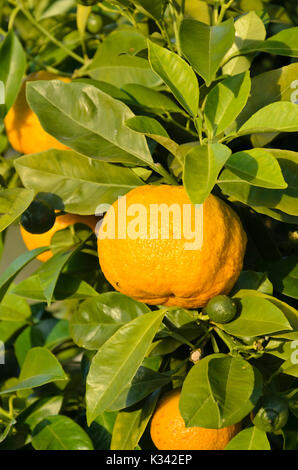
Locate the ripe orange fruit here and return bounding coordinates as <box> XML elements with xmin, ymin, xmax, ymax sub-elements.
<box><xmin>5</xmin><ymin>71</ymin><xmax>70</xmax><ymax>154</ymax></box>
<box><xmin>97</xmin><ymin>185</ymin><xmax>247</xmax><ymax>308</ymax></box>
<box><xmin>150</xmin><ymin>389</ymin><xmax>241</xmax><ymax>450</ymax></box>
<box><xmin>20</xmin><ymin>213</ymin><xmax>97</xmax><ymax>262</ymax></box>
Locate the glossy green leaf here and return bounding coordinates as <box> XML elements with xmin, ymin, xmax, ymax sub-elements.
<box><xmin>184</xmin><ymin>143</ymin><xmax>231</xmax><ymax>204</ymax></box>
<box><xmin>224</xmin><ymin>149</ymin><xmax>287</xmax><ymax>189</ymax></box>
<box><xmin>0</xmin><ymin>188</ymin><xmax>34</xmax><ymax>232</ymax></box>
<box><xmin>12</xmin><ymin>273</ymin><xmax>98</xmax><ymax>301</ymax></box>
<box><xmin>236</xmin><ymin>63</ymin><xmax>298</xmax><ymax>129</ymax></box>
<box><xmin>32</xmin><ymin>415</ymin><xmax>94</xmax><ymax>450</ymax></box>
<box><xmin>232</xmin><ymin>271</ymin><xmax>273</xmax><ymax>295</ymax></box>
<box><xmin>0</xmin><ymin>30</ymin><xmax>26</xmax><ymax>112</ymax></box>
<box><xmin>70</xmin><ymin>292</ymin><xmax>150</xmax><ymax>350</ymax></box>
<box><xmin>204</xmin><ymin>71</ymin><xmax>251</xmax><ymax>137</ymax></box>
<box><xmin>37</xmin><ymin>230</ymin><xmax>93</xmax><ymax>305</ymax></box>
<box><xmin>15</xmin><ymin>150</ymin><xmax>143</xmax><ymax>215</ymax></box>
<box><xmin>108</xmin><ymin>366</ymin><xmax>171</xmax><ymax>411</ymax></box>
<box><xmin>180</xmin><ymin>354</ymin><xmax>262</xmax><ymax>428</ymax></box>
<box><xmin>225</xmin><ymin>426</ymin><xmax>271</xmax><ymax>450</ymax></box>
<box><xmin>180</xmin><ymin>18</ymin><xmax>235</xmax><ymax>86</ymax></box>
<box><xmin>15</xmin><ymin>319</ymin><xmax>70</xmax><ymax>367</ymax></box>
<box><xmin>219</xmin><ymin>296</ymin><xmax>292</xmax><ymax>337</ymax></box>
<box><xmin>254</xmin><ymin>26</ymin><xmax>298</xmax><ymax>57</ymax></box>
<box><xmin>110</xmin><ymin>391</ymin><xmax>159</xmax><ymax>450</ymax></box>
<box><xmin>131</xmin><ymin>0</ymin><xmax>165</xmax><ymax>20</ymax></box>
<box><xmin>126</xmin><ymin>116</ymin><xmax>181</xmax><ymax>159</ymax></box>
<box><xmin>26</xmin><ymin>81</ymin><xmax>153</xmax><ymax>165</ymax></box>
<box><xmin>88</xmin><ymin>30</ymin><xmax>160</xmax><ymax>88</ymax></box>
<box><xmin>0</xmin><ymin>247</ymin><xmax>47</xmax><ymax>302</ymax></box>
<box><xmin>87</xmin><ymin>411</ymin><xmax>117</xmax><ymax>450</ymax></box>
<box><xmin>234</xmin><ymin>289</ymin><xmax>298</xmax><ymax>340</ymax></box>
<box><xmin>17</xmin><ymin>396</ymin><xmax>63</xmax><ymax>431</ymax></box>
<box><xmin>222</xmin><ymin>11</ymin><xmax>266</xmax><ymax>76</ymax></box>
<box><xmin>86</xmin><ymin>309</ymin><xmax>166</xmax><ymax>424</ymax></box>
<box><xmin>238</xmin><ymin>102</ymin><xmax>298</xmax><ymax>135</ymax></box>
<box><xmin>269</xmin><ymin>256</ymin><xmax>298</xmax><ymax>299</ymax></box>
<box><xmin>147</xmin><ymin>40</ymin><xmax>199</xmax><ymax>117</ymax></box>
<box><xmin>122</xmin><ymin>83</ymin><xmax>182</xmax><ymax>114</ymax></box>
<box><xmin>218</xmin><ymin>149</ymin><xmax>298</xmax><ymax>216</ymax></box>
<box><xmin>0</xmin><ymin>289</ymin><xmax>31</xmax><ymax>322</ymax></box>
<box><xmin>0</xmin><ymin>347</ymin><xmax>67</xmax><ymax>394</ymax></box>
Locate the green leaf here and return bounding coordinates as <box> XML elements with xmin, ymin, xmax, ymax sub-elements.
<box><xmin>184</xmin><ymin>143</ymin><xmax>231</xmax><ymax>204</ymax></box>
<box><xmin>219</xmin><ymin>295</ymin><xmax>292</xmax><ymax>337</ymax></box>
<box><xmin>180</xmin><ymin>354</ymin><xmax>262</xmax><ymax>428</ymax></box>
<box><xmin>0</xmin><ymin>347</ymin><xmax>67</xmax><ymax>394</ymax></box>
<box><xmin>86</xmin><ymin>309</ymin><xmax>166</xmax><ymax>424</ymax></box>
<box><xmin>15</xmin><ymin>150</ymin><xmax>143</xmax><ymax>215</ymax></box>
<box><xmin>110</xmin><ymin>391</ymin><xmax>159</xmax><ymax>450</ymax></box>
<box><xmin>26</xmin><ymin>81</ymin><xmax>153</xmax><ymax>165</ymax></box>
<box><xmin>254</xmin><ymin>26</ymin><xmax>298</xmax><ymax>57</ymax></box>
<box><xmin>15</xmin><ymin>319</ymin><xmax>70</xmax><ymax>367</ymax></box>
<box><xmin>225</xmin><ymin>426</ymin><xmax>271</xmax><ymax>450</ymax></box>
<box><xmin>224</xmin><ymin>149</ymin><xmax>287</xmax><ymax>189</ymax></box>
<box><xmin>204</xmin><ymin>71</ymin><xmax>251</xmax><ymax>137</ymax></box>
<box><xmin>108</xmin><ymin>366</ymin><xmax>171</xmax><ymax>411</ymax></box>
<box><xmin>0</xmin><ymin>247</ymin><xmax>48</xmax><ymax>302</ymax></box>
<box><xmin>126</xmin><ymin>116</ymin><xmax>181</xmax><ymax>159</ymax></box>
<box><xmin>131</xmin><ymin>0</ymin><xmax>165</xmax><ymax>20</ymax></box>
<box><xmin>0</xmin><ymin>188</ymin><xmax>34</xmax><ymax>232</ymax></box>
<box><xmin>122</xmin><ymin>83</ymin><xmax>182</xmax><ymax>114</ymax></box>
<box><xmin>88</xmin><ymin>30</ymin><xmax>160</xmax><ymax>88</ymax></box>
<box><xmin>180</xmin><ymin>18</ymin><xmax>235</xmax><ymax>86</ymax></box>
<box><xmin>0</xmin><ymin>30</ymin><xmax>26</xmax><ymax>113</ymax></box>
<box><xmin>232</xmin><ymin>271</ymin><xmax>273</xmax><ymax>295</ymax></box>
<box><xmin>222</xmin><ymin>11</ymin><xmax>266</xmax><ymax>76</ymax></box>
<box><xmin>87</xmin><ymin>411</ymin><xmax>117</xmax><ymax>450</ymax></box>
<box><xmin>32</xmin><ymin>415</ymin><xmax>94</xmax><ymax>450</ymax></box>
<box><xmin>0</xmin><ymin>289</ymin><xmax>31</xmax><ymax>322</ymax></box>
<box><xmin>238</xmin><ymin>102</ymin><xmax>298</xmax><ymax>135</ymax></box>
<box><xmin>268</xmin><ymin>256</ymin><xmax>298</xmax><ymax>299</ymax></box>
<box><xmin>236</xmin><ymin>63</ymin><xmax>298</xmax><ymax>129</ymax></box>
<box><xmin>17</xmin><ymin>396</ymin><xmax>63</xmax><ymax>431</ymax></box>
<box><xmin>37</xmin><ymin>230</ymin><xmax>93</xmax><ymax>305</ymax></box>
<box><xmin>70</xmin><ymin>292</ymin><xmax>150</xmax><ymax>350</ymax></box>
<box><xmin>12</xmin><ymin>273</ymin><xmax>98</xmax><ymax>301</ymax></box>
<box><xmin>218</xmin><ymin>148</ymin><xmax>298</xmax><ymax>216</ymax></box>
<box><xmin>147</xmin><ymin>40</ymin><xmax>199</xmax><ymax>117</ymax></box>
<box><xmin>234</xmin><ymin>289</ymin><xmax>298</xmax><ymax>340</ymax></box>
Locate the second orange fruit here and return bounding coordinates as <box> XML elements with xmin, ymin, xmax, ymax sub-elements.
<box><xmin>20</xmin><ymin>213</ymin><xmax>97</xmax><ymax>262</ymax></box>
<box><xmin>150</xmin><ymin>389</ymin><xmax>241</xmax><ymax>450</ymax></box>
<box><xmin>5</xmin><ymin>71</ymin><xmax>70</xmax><ymax>154</ymax></box>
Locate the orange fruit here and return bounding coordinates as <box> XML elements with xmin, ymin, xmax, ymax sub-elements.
<box><xmin>150</xmin><ymin>389</ymin><xmax>241</xmax><ymax>450</ymax></box>
<box><xmin>97</xmin><ymin>185</ymin><xmax>247</xmax><ymax>308</ymax></box>
<box><xmin>5</xmin><ymin>71</ymin><xmax>70</xmax><ymax>154</ymax></box>
<box><xmin>20</xmin><ymin>213</ymin><xmax>98</xmax><ymax>262</ymax></box>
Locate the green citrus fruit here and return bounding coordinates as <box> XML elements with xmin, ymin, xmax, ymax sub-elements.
<box><xmin>251</xmin><ymin>395</ymin><xmax>289</xmax><ymax>432</ymax></box>
<box><xmin>206</xmin><ymin>295</ymin><xmax>237</xmax><ymax>324</ymax></box>
<box><xmin>21</xmin><ymin>200</ymin><xmax>56</xmax><ymax>234</ymax></box>
<box><xmin>87</xmin><ymin>14</ymin><xmax>103</xmax><ymax>33</ymax></box>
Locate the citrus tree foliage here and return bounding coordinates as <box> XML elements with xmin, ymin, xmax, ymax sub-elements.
<box><xmin>0</xmin><ymin>0</ymin><xmax>297</xmax><ymax>451</ymax></box>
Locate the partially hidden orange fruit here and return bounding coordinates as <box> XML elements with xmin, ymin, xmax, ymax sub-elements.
<box><xmin>5</xmin><ymin>71</ymin><xmax>70</xmax><ymax>154</ymax></box>
<box><xmin>150</xmin><ymin>389</ymin><xmax>241</xmax><ymax>450</ymax></box>
<box><xmin>21</xmin><ymin>213</ymin><xmax>97</xmax><ymax>262</ymax></box>
<box><xmin>97</xmin><ymin>185</ymin><xmax>247</xmax><ymax>308</ymax></box>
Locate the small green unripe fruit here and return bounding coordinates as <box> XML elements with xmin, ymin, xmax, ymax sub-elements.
<box><xmin>206</xmin><ymin>295</ymin><xmax>237</xmax><ymax>324</ymax></box>
<box><xmin>87</xmin><ymin>14</ymin><xmax>103</xmax><ymax>33</ymax></box>
<box><xmin>252</xmin><ymin>395</ymin><xmax>289</xmax><ymax>432</ymax></box>
<box><xmin>21</xmin><ymin>200</ymin><xmax>56</xmax><ymax>234</ymax></box>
